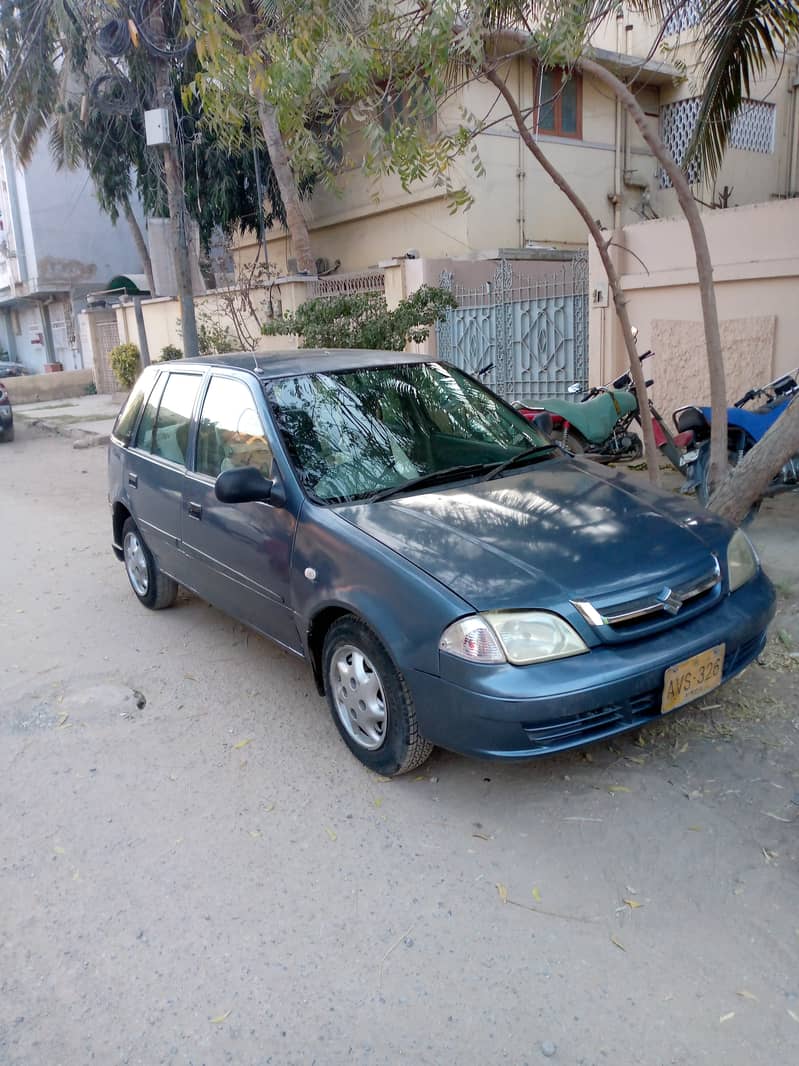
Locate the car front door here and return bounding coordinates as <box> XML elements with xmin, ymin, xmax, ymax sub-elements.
<box><xmin>125</xmin><ymin>369</ymin><xmax>203</xmax><ymax>581</ymax></box>
<box><xmin>180</xmin><ymin>373</ymin><xmax>302</xmax><ymax>653</ymax></box>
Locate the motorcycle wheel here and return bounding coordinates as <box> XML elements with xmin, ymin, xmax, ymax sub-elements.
<box><xmin>698</xmin><ymin>449</ymin><xmax>762</xmax><ymax>525</ymax></box>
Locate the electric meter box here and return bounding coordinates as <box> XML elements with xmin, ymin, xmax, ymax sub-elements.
<box><xmin>144</xmin><ymin>108</ymin><xmax>171</xmax><ymax>147</ymax></box>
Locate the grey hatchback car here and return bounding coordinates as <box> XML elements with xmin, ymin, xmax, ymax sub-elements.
<box><xmin>109</xmin><ymin>352</ymin><xmax>775</xmax><ymax>775</ymax></box>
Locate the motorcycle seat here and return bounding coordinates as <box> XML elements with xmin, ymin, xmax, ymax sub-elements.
<box><xmin>700</xmin><ymin>397</ymin><xmax>791</xmax><ymax>440</ymax></box>
<box><xmin>544</xmin><ymin>390</ymin><xmax>638</xmax><ymax>444</ymax></box>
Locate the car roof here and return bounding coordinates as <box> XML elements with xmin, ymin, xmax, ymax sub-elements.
<box><xmin>175</xmin><ymin>349</ymin><xmax>431</xmax><ymax>379</ymax></box>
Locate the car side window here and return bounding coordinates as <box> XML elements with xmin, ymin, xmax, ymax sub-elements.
<box><xmin>113</xmin><ymin>367</ymin><xmax>159</xmax><ymax>445</ymax></box>
<box><xmin>133</xmin><ymin>371</ymin><xmax>166</xmax><ymax>452</ymax></box>
<box><xmin>150</xmin><ymin>373</ymin><xmax>202</xmax><ymax>465</ymax></box>
<box><xmin>195</xmin><ymin>376</ymin><xmax>274</xmax><ymax>479</ymax></box>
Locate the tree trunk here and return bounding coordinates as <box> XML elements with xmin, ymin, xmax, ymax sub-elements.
<box><xmin>484</xmin><ymin>66</ymin><xmax>661</xmax><ymax>484</ymax></box>
<box><xmin>148</xmin><ymin>0</ymin><xmax>200</xmax><ymax>359</ymax></box>
<box><xmin>250</xmin><ymin>75</ymin><xmax>316</xmax><ymax>274</ymax></box>
<box><xmin>579</xmin><ymin>59</ymin><xmax>728</xmax><ymax>487</ymax></box>
<box><xmin>121</xmin><ymin>197</ymin><xmax>156</xmax><ymax>298</ymax></box>
<box><xmin>708</xmin><ymin>399</ymin><xmax>799</xmax><ymax>524</ymax></box>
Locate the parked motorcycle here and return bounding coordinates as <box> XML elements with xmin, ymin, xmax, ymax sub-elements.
<box><xmin>674</xmin><ymin>368</ymin><xmax>799</xmax><ymax>511</ymax></box>
<box><xmin>515</xmin><ymin>350</ymin><xmax>692</xmax><ymax>470</ymax></box>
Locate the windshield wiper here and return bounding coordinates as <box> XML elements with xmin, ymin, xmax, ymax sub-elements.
<box><xmin>485</xmin><ymin>443</ymin><xmax>557</xmax><ymax>481</ymax></box>
<box><xmin>367</xmin><ymin>462</ymin><xmax>496</xmax><ymax>503</ymax></box>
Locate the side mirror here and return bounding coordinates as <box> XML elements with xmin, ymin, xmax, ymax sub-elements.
<box><xmin>215</xmin><ymin>465</ymin><xmax>274</xmax><ymax>504</ymax></box>
<box><xmin>567</xmin><ymin>382</ymin><xmax>582</xmax><ymax>395</ymax></box>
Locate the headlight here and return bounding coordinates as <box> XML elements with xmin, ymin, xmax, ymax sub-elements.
<box><xmin>727</xmin><ymin>529</ymin><xmax>759</xmax><ymax>592</ymax></box>
<box><xmin>439</xmin><ymin>611</ymin><xmax>587</xmax><ymax>665</ymax></box>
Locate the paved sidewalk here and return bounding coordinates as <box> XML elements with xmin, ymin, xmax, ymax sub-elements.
<box><xmin>12</xmin><ymin>392</ymin><xmax>125</xmax><ymax>448</ymax></box>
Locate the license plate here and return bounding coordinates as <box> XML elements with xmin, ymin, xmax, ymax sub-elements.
<box><xmin>661</xmin><ymin>644</ymin><xmax>725</xmax><ymax>713</ymax></box>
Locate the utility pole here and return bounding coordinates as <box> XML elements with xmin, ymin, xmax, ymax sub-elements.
<box><xmin>146</xmin><ymin>0</ymin><xmax>199</xmax><ymax>359</ymax></box>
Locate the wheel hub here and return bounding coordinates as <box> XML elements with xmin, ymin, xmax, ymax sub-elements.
<box><xmin>329</xmin><ymin>644</ymin><xmax>387</xmax><ymax>750</ymax></box>
<box><xmin>124</xmin><ymin>531</ymin><xmax>149</xmax><ymax>596</ymax></box>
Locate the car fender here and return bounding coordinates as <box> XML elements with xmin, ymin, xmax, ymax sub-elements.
<box><xmin>290</xmin><ymin>502</ymin><xmax>471</xmax><ymax>680</ymax></box>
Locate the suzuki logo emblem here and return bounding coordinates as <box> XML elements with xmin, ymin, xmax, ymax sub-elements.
<box><xmin>658</xmin><ymin>587</ymin><xmax>683</xmax><ymax>615</ymax></box>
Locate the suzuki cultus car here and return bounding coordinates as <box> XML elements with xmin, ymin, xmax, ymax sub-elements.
<box><xmin>108</xmin><ymin>352</ymin><xmax>775</xmax><ymax>775</ymax></box>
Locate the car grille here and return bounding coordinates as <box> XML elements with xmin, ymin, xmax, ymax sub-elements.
<box><xmin>522</xmin><ymin>691</ymin><xmax>659</xmax><ymax>749</ymax></box>
<box><xmin>572</xmin><ymin>558</ymin><xmax>721</xmax><ymax>643</ymax></box>
<box><xmin>521</xmin><ymin>631</ymin><xmax>765</xmax><ymax>753</ymax></box>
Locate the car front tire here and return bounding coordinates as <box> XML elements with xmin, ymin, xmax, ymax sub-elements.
<box><xmin>122</xmin><ymin>517</ymin><xmax>178</xmax><ymax>610</ymax></box>
<box><xmin>323</xmin><ymin>616</ymin><xmax>433</xmax><ymax>776</ymax></box>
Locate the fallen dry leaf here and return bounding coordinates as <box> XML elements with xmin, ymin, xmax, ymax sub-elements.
<box><xmin>608</xmin><ymin>786</ymin><xmax>631</xmax><ymax>794</ymax></box>
<box><xmin>787</xmin><ymin>1008</ymin><xmax>799</xmax><ymax>1024</ymax></box>
<box><xmin>623</xmin><ymin>899</ymin><xmax>643</xmax><ymax>910</ymax></box>
<box><xmin>610</xmin><ymin>935</ymin><xmax>626</xmax><ymax>952</ymax></box>
<box><xmin>248</xmin><ymin>830</ymin><xmax>262</xmax><ymax>839</ymax></box>
<box><xmin>233</xmin><ymin>738</ymin><xmax>253</xmax><ymax>750</ymax></box>
<box><xmin>496</xmin><ymin>882</ymin><xmax>508</xmax><ymax>904</ymax></box>
<box><xmin>687</xmin><ymin>826</ymin><xmax>702</xmax><ymax>832</ymax></box>
<box><xmin>532</xmin><ymin>886</ymin><xmax>542</xmax><ymax>903</ymax></box>
<box><xmin>719</xmin><ymin>1012</ymin><xmax>735</xmax><ymax>1024</ymax></box>
<box><xmin>324</xmin><ymin>826</ymin><xmax>337</xmax><ymax>842</ymax></box>
<box><xmin>373</xmin><ymin>797</ymin><xmax>383</xmax><ymax>808</ymax></box>
<box><xmin>210</xmin><ymin>1010</ymin><xmax>232</xmax><ymax>1024</ymax></box>
<box><xmin>54</xmin><ymin>846</ymin><xmax>65</xmax><ymax>855</ymax></box>
<box><xmin>736</xmin><ymin>990</ymin><xmax>757</xmax><ymax>1001</ymax></box>
<box><xmin>472</xmin><ymin>832</ymin><xmax>491</xmax><ymax>841</ymax></box>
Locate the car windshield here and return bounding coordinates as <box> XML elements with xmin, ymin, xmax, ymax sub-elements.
<box><xmin>268</xmin><ymin>362</ymin><xmax>551</xmax><ymax>503</ymax></box>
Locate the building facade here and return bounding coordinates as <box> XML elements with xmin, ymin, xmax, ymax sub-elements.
<box><xmin>0</xmin><ymin>137</ymin><xmax>147</xmax><ymax>372</ymax></box>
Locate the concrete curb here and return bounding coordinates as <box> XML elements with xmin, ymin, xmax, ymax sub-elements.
<box><xmin>18</xmin><ymin>414</ymin><xmax>111</xmax><ymax>450</ymax></box>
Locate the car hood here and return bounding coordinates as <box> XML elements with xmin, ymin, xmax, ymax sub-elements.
<box><xmin>336</xmin><ymin>458</ymin><xmax>725</xmax><ymax>610</ymax></box>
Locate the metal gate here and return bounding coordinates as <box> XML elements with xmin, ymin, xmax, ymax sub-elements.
<box><xmin>436</xmin><ymin>253</ymin><xmax>588</xmax><ymax>403</ymax></box>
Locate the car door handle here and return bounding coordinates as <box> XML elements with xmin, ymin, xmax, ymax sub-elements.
<box><xmin>188</xmin><ymin>502</ymin><xmax>203</xmax><ymax>519</ymax></box>
<box><xmin>128</xmin><ymin>473</ymin><xmax>138</xmax><ymax>487</ymax></box>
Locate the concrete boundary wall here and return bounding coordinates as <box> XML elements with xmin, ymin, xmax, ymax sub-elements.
<box><xmin>589</xmin><ymin>198</ymin><xmax>799</xmax><ymax>417</ymax></box>
<box><xmin>2</xmin><ymin>368</ymin><xmax>94</xmax><ymax>403</ymax></box>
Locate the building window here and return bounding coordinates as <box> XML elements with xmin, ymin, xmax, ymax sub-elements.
<box><xmin>536</xmin><ymin>69</ymin><xmax>582</xmax><ymax>140</ymax></box>
<box><xmin>664</xmin><ymin>0</ymin><xmax>702</xmax><ymax>36</ymax></box>
<box><xmin>730</xmin><ymin>100</ymin><xmax>776</xmax><ymax>153</ymax></box>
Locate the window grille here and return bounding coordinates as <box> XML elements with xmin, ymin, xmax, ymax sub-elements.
<box><xmin>659</xmin><ymin>98</ymin><xmax>702</xmax><ymax>188</ymax></box>
<box><xmin>664</xmin><ymin>0</ymin><xmax>703</xmax><ymax>35</ymax></box>
<box><xmin>730</xmin><ymin>100</ymin><xmax>775</xmax><ymax>153</ymax></box>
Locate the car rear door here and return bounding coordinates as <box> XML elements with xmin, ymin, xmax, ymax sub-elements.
<box><xmin>180</xmin><ymin>372</ymin><xmax>302</xmax><ymax>653</ymax></box>
<box><xmin>125</xmin><ymin>369</ymin><xmax>203</xmax><ymax>582</ymax></box>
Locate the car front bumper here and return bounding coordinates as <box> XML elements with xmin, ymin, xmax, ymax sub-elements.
<box><xmin>407</xmin><ymin>571</ymin><xmax>776</xmax><ymax>759</ymax></box>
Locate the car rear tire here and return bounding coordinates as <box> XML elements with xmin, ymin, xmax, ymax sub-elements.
<box><xmin>322</xmin><ymin>617</ymin><xmax>434</xmax><ymax>776</ymax></box>
<box><xmin>122</xmin><ymin>517</ymin><xmax>178</xmax><ymax>610</ymax></box>
<box><xmin>0</xmin><ymin>426</ymin><xmax>13</xmax><ymax>443</ymax></box>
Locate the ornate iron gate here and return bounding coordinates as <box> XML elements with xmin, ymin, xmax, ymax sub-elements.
<box><xmin>436</xmin><ymin>253</ymin><xmax>588</xmax><ymax>403</ymax></box>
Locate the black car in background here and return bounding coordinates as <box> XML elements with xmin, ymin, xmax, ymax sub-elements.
<box><xmin>0</xmin><ymin>381</ymin><xmax>13</xmax><ymax>442</ymax></box>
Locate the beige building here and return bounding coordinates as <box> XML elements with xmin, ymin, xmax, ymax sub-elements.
<box><xmin>255</xmin><ymin>7</ymin><xmax>797</xmax><ymax>275</ymax></box>
<box><xmin>83</xmin><ymin>8</ymin><xmax>799</xmax><ymax>406</ymax></box>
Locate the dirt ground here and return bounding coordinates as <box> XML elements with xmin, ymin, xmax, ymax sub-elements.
<box><xmin>2</xmin><ymin>424</ymin><xmax>798</xmax><ymax>1066</ymax></box>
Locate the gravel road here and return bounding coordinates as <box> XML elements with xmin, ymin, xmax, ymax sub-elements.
<box><xmin>2</xmin><ymin>423</ymin><xmax>798</xmax><ymax>1066</ymax></box>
